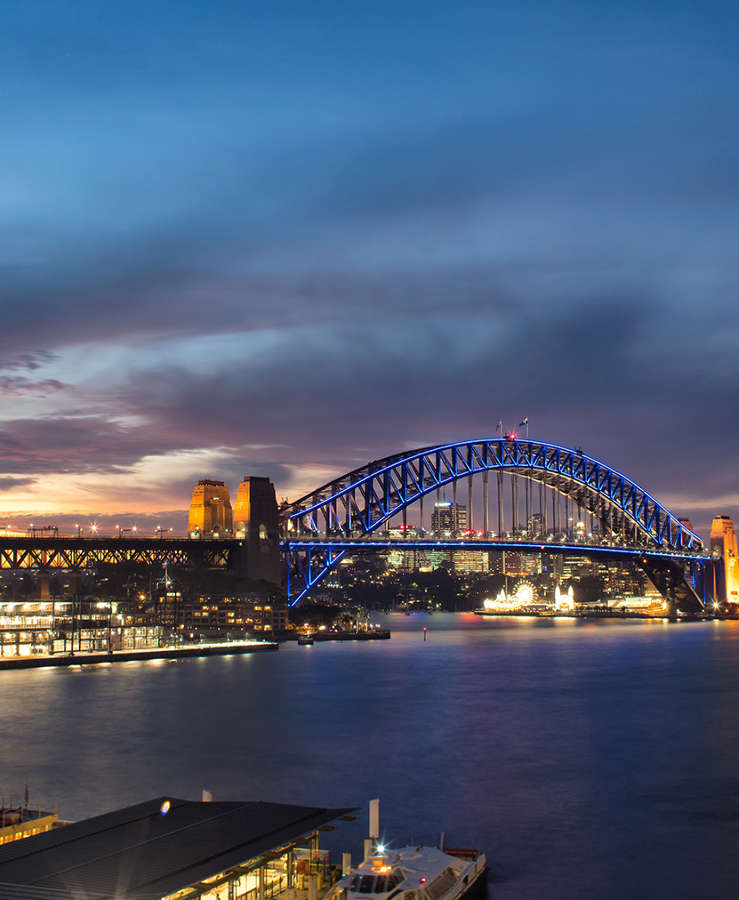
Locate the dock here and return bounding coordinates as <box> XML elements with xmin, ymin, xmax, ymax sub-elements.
<box><xmin>287</xmin><ymin>629</ymin><xmax>391</xmax><ymax>643</ymax></box>
<box><xmin>0</xmin><ymin>639</ymin><xmax>278</xmax><ymax>670</ymax></box>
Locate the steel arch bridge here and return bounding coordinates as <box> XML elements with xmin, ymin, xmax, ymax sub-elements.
<box><xmin>280</xmin><ymin>437</ymin><xmax>711</xmax><ymax>609</ymax></box>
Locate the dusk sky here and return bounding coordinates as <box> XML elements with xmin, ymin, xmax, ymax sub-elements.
<box><xmin>2</xmin><ymin>1</ymin><xmax>738</xmax><ymax>535</ymax></box>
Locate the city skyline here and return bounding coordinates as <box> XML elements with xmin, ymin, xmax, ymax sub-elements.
<box><xmin>2</xmin><ymin>2</ymin><xmax>739</xmax><ymax>536</ymax></box>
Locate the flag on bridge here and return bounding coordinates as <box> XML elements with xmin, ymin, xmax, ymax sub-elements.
<box><xmin>519</xmin><ymin>417</ymin><xmax>528</xmax><ymax>426</ymax></box>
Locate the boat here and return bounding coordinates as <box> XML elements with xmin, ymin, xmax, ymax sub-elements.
<box><xmin>297</xmin><ymin>634</ymin><xmax>314</xmax><ymax>646</ymax></box>
<box><xmin>331</xmin><ymin>844</ymin><xmax>487</xmax><ymax>900</ymax></box>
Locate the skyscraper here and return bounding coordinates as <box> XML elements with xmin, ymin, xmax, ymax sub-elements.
<box><xmin>431</xmin><ymin>501</ymin><xmax>468</xmax><ymax>534</ymax></box>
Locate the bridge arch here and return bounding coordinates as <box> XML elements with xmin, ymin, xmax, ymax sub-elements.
<box><xmin>281</xmin><ymin>438</ymin><xmax>708</xmax><ymax>606</ymax></box>
<box><xmin>282</xmin><ymin>437</ymin><xmax>702</xmax><ymax>552</ymax></box>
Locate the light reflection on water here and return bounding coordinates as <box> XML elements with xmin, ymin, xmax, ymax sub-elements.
<box><xmin>1</xmin><ymin>613</ymin><xmax>738</xmax><ymax>900</ymax></box>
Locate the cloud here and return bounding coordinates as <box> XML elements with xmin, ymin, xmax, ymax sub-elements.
<box><xmin>0</xmin><ymin>415</ymin><xmax>181</xmax><ymax>475</ymax></box>
<box><xmin>0</xmin><ymin>476</ymin><xmax>35</xmax><ymax>492</ymax></box>
<box><xmin>0</xmin><ymin>350</ymin><xmax>58</xmax><ymax>371</ymax></box>
<box><xmin>0</xmin><ymin>0</ymin><xmax>737</xmax><ymax>539</ymax></box>
<box><xmin>0</xmin><ymin>376</ymin><xmax>66</xmax><ymax>397</ymax></box>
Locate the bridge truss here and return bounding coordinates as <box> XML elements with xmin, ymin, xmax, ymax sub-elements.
<box><xmin>0</xmin><ymin>537</ymin><xmax>235</xmax><ymax>571</ymax></box>
<box><xmin>281</xmin><ymin>437</ymin><xmax>710</xmax><ymax>608</ymax></box>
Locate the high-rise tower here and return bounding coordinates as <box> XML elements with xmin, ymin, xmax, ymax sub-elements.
<box><xmin>431</xmin><ymin>501</ymin><xmax>467</xmax><ymax>534</ymax></box>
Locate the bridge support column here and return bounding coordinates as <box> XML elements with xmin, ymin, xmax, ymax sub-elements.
<box><xmin>483</xmin><ymin>472</ymin><xmax>489</xmax><ymax>536</ymax></box>
<box><xmin>233</xmin><ymin>477</ymin><xmax>281</xmax><ymax>584</ymax></box>
<box><xmin>468</xmin><ymin>475</ymin><xmax>473</xmax><ymax>532</ymax></box>
<box><xmin>639</xmin><ymin>557</ymin><xmax>704</xmax><ymax>616</ymax></box>
<box><xmin>497</xmin><ymin>471</ymin><xmax>504</xmax><ymax>536</ymax></box>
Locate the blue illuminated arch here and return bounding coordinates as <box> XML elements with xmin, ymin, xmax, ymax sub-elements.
<box><xmin>282</xmin><ymin>437</ymin><xmax>702</xmax><ymax>551</ymax></box>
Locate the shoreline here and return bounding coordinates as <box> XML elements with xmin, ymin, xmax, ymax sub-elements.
<box><xmin>0</xmin><ymin>640</ymin><xmax>278</xmax><ymax>670</ymax></box>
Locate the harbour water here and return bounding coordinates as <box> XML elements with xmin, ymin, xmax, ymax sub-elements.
<box><xmin>2</xmin><ymin>613</ymin><xmax>738</xmax><ymax>899</ymax></box>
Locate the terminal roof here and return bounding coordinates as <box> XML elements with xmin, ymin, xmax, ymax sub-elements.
<box><xmin>0</xmin><ymin>796</ymin><xmax>350</xmax><ymax>900</ymax></box>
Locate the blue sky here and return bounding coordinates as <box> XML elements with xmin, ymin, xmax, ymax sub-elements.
<box><xmin>1</xmin><ymin>1</ymin><xmax>738</xmax><ymax>532</ymax></box>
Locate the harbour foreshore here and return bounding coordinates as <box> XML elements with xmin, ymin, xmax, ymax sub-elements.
<box><xmin>0</xmin><ymin>639</ymin><xmax>278</xmax><ymax>670</ymax></box>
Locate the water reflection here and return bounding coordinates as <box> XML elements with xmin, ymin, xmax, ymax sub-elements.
<box><xmin>0</xmin><ymin>614</ymin><xmax>737</xmax><ymax>900</ymax></box>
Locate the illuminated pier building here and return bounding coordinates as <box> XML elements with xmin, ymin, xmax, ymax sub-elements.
<box><xmin>0</xmin><ymin>796</ymin><xmax>348</xmax><ymax>900</ymax></box>
<box><xmin>0</xmin><ymin>596</ymin><xmax>162</xmax><ymax>658</ymax></box>
<box><xmin>188</xmin><ymin>480</ymin><xmax>233</xmax><ymax>537</ymax></box>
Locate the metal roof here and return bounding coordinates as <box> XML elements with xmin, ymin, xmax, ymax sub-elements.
<box><xmin>0</xmin><ymin>796</ymin><xmax>351</xmax><ymax>900</ymax></box>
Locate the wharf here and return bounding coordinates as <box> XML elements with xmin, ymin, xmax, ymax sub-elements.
<box><xmin>0</xmin><ymin>639</ymin><xmax>278</xmax><ymax>671</ymax></box>
<box><xmin>474</xmin><ymin>608</ymin><xmax>671</xmax><ymax>620</ymax></box>
<box><xmin>313</xmin><ymin>628</ymin><xmax>390</xmax><ymax>642</ymax></box>
<box><xmin>282</xmin><ymin>629</ymin><xmax>391</xmax><ymax>643</ymax></box>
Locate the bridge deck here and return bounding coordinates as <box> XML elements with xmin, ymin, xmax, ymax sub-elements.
<box><xmin>282</xmin><ymin>538</ymin><xmax>708</xmax><ymax>562</ymax></box>
<box><xmin>0</xmin><ymin>536</ymin><xmax>237</xmax><ymax>569</ymax></box>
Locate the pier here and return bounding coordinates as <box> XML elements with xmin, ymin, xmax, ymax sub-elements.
<box><xmin>0</xmin><ymin>639</ymin><xmax>278</xmax><ymax>670</ymax></box>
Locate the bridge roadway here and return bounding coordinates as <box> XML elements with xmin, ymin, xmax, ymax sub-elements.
<box><xmin>282</xmin><ymin>536</ymin><xmax>709</xmax><ymax>563</ymax></box>
<box><xmin>0</xmin><ymin>535</ymin><xmax>238</xmax><ymax>571</ymax></box>
<box><xmin>282</xmin><ymin>536</ymin><xmax>715</xmax><ymax>612</ymax></box>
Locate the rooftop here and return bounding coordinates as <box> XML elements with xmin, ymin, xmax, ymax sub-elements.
<box><xmin>0</xmin><ymin>796</ymin><xmax>349</xmax><ymax>900</ymax></box>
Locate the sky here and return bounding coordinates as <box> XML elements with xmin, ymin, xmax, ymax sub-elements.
<box><xmin>1</xmin><ymin>1</ymin><xmax>738</xmax><ymax>536</ymax></box>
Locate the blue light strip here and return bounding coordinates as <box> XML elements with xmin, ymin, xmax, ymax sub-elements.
<box><xmin>282</xmin><ymin>539</ymin><xmax>709</xmax><ymax>563</ymax></box>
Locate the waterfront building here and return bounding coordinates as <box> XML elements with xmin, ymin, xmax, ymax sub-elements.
<box><xmin>0</xmin><ymin>597</ymin><xmax>163</xmax><ymax>658</ymax></box>
<box><xmin>0</xmin><ymin>796</ymin><xmax>349</xmax><ymax>900</ymax></box>
<box><xmin>184</xmin><ymin>595</ymin><xmax>288</xmax><ymax>636</ymax></box>
<box><xmin>0</xmin><ymin>795</ymin><xmax>59</xmax><ymax>847</ymax></box>
<box><xmin>188</xmin><ymin>480</ymin><xmax>233</xmax><ymax>537</ymax></box>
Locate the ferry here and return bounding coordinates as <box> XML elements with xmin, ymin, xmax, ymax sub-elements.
<box><xmin>331</xmin><ymin>844</ymin><xmax>487</xmax><ymax>900</ymax></box>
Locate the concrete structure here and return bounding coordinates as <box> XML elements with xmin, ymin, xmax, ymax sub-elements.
<box><xmin>234</xmin><ymin>476</ymin><xmax>282</xmax><ymax>584</ymax></box>
<box><xmin>189</xmin><ymin>480</ymin><xmax>233</xmax><ymax>537</ymax></box>
<box><xmin>710</xmin><ymin>515</ymin><xmax>739</xmax><ymax>606</ymax></box>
